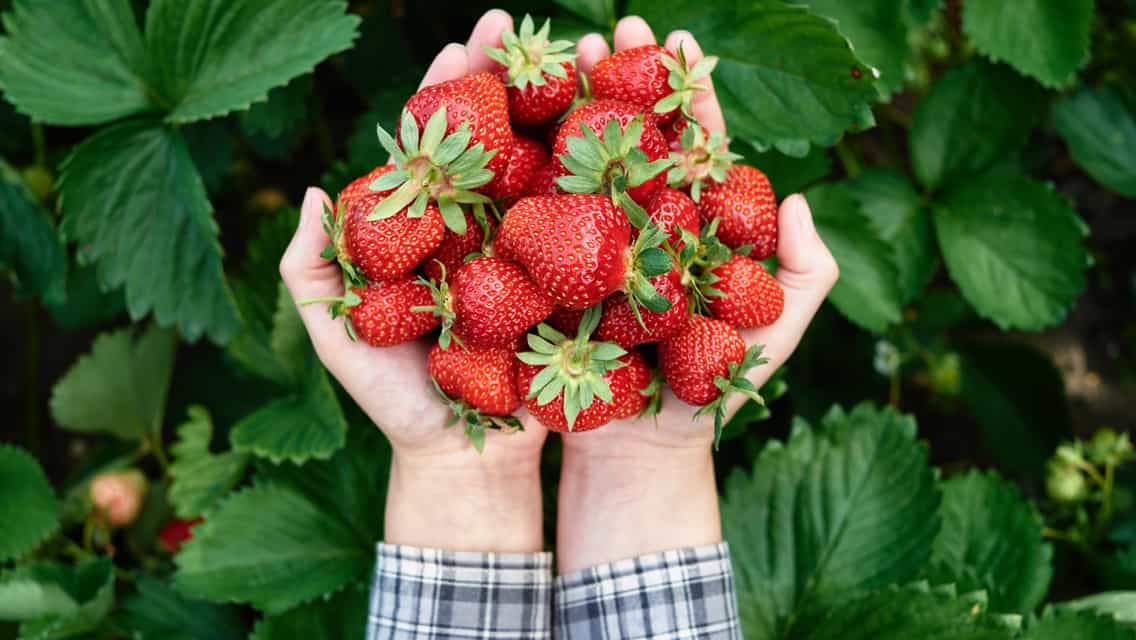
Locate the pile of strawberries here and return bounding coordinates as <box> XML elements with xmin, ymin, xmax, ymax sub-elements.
<box><xmin>318</xmin><ymin>16</ymin><xmax>784</xmax><ymax>448</ymax></box>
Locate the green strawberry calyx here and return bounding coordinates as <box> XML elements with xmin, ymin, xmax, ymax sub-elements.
<box><xmin>666</xmin><ymin>123</ymin><xmax>740</xmax><ymax>201</ymax></box>
<box><xmin>674</xmin><ymin>217</ymin><xmax>740</xmax><ymax>313</ymax></box>
<box><xmin>431</xmin><ymin>378</ymin><xmax>523</xmax><ymax>454</ymax></box>
<box><xmin>412</xmin><ymin>263</ymin><xmax>461</xmax><ymax>349</ymax></box>
<box><xmin>655</xmin><ymin>44</ymin><xmax>719</xmax><ymax>120</ymax></box>
<box><xmin>694</xmin><ymin>344</ymin><xmax>769</xmax><ymax>450</ymax></box>
<box><xmin>516</xmin><ymin>307</ymin><xmax>628</xmax><ymax>431</ymax></box>
<box><xmin>483</xmin><ymin>15</ymin><xmax>576</xmax><ymax>90</ymax></box>
<box><xmin>370</xmin><ymin>106</ymin><xmax>497</xmax><ymax>234</ymax></box>
<box><xmin>623</xmin><ymin>222</ymin><xmax>678</xmax><ymax>326</ymax></box>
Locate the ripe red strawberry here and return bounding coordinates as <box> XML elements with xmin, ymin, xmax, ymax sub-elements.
<box><xmin>613</xmin><ymin>349</ymin><xmax>653</xmax><ymax>419</ymax></box>
<box><xmin>489</xmin><ymin>135</ymin><xmax>549</xmax><ymax>206</ymax></box>
<box><xmin>645</xmin><ymin>187</ymin><xmax>699</xmax><ymax>247</ymax></box>
<box><xmin>159</xmin><ymin>517</ymin><xmax>203</xmax><ymax>554</ymax></box>
<box><xmin>546</xmin><ymin>306</ymin><xmax>584</xmax><ymax>335</ymax></box>
<box><xmin>698</xmin><ymin>165</ymin><xmax>778</xmax><ymax>259</ymax></box>
<box><xmin>347</xmin><ymin>277</ymin><xmax>439</xmax><ymax>346</ymax></box>
<box><xmin>423</xmin><ymin>210</ymin><xmax>492</xmax><ymax>284</ymax></box>
<box><xmin>553</xmin><ymin>100</ymin><xmax>670</xmax><ymax>208</ymax></box>
<box><xmin>336</xmin><ymin>164</ymin><xmax>392</xmax><ymax>214</ymax></box>
<box><xmin>706</xmin><ymin>256</ymin><xmax>784</xmax><ymax>328</ymax></box>
<box><xmin>597</xmin><ymin>269</ymin><xmax>689</xmax><ymax>348</ymax></box>
<box><xmin>485</xmin><ymin>15</ymin><xmax>578</xmax><ymax>126</ymax></box>
<box><xmin>659</xmin><ymin>315</ymin><xmax>767</xmax><ymax>447</ymax></box>
<box><xmin>591</xmin><ymin>44</ymin><xmax>718</xmax><ymax>126</ymax></box>
<box><xmin>338</xmin><ymin>190</ymin><xmax>445</xmax><ymax>282</ymax></box>
<box><xmin>665</xmin><ymin>122</ymin><xmax>740</xmax><ymax>201</ymax></box>
<box><xmin>522</xmin><ymin>162</ymin><xmax>560</xmax><ymax>197</ymax></box>
<box><xmin>428</xmin><ymin>342</ymin><xmax>520</xmax><ymax>416</ymax></box>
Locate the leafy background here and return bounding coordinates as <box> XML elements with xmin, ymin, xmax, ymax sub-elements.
<box><xmin>1</xmin><ymin>0</ymin><xmax>1136</xmax><ymax>637</ymax></box>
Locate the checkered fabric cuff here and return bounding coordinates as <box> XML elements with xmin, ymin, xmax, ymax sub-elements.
<box><xmin>553</xmin><ymin>542</ymin><xmax>741</xmax><ymax>640</ymax></box>
<box><xmin>366</xmin><ymin>542</ymin><xmax>554</xmax><ymax>640</ymax></box>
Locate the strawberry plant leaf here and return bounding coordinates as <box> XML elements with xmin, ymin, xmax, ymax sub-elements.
<box><xmin>117</xmin><ymin>575</ymin><xmax>246</xmax><ymax>640</ymax></box>
<box><xmin>1025</xmin><ymin>608</ymin><xmax>1136</xmax><ymax>640</ymax></box>
<box><xmin>49</xmin><ymin>323</ymin><xmax>176</xmax><ymax>442</ymax></box>
<box><xmin>801</xmin><ymin>0</ymin><xmax>913</xmax><ymax>98</ymax></box>
<box><xmin>962</xmin><ymin>0</ymin><xmax>1093</xmax><ymax>89</ymax></box>
<box><xmin>147</xmin><ymin>0</ymin><xmax>360</xmax><ymax>124</ymax></box>
<box><xmin>739</xmin><ymin>143</ymin><xmax>832</xmax><ymax>196</ymax></box>
<box><xmin>248</xmin><ymin>585</ymin><xmax>368</xmax><ymax>640</ymax></box>
<box><xmin>722</xmin><ymin>403</ymin><xmax>940</xmax><ymax>638</ymax></box>
<box><xmin>0</xmin><ymin>445</ymin><xmax>58</xmax><ymax>563</ymax></box>
<box><xmin>9</xmin><ymin>558</ymin><xmax>115</xmax><ymax>638</ymax></box>
<box><xmin>933</xmin><ymin>174</ymin><xmax>1089</xmax><ymax>330</ymax></box>
<box><xmin>845</xmin><ymin>168</ymin><xmax>936</xmax><ymax>304</ymax></box>
<box><xmin>1058</xmin><ymin>592</ymin><xmax>1136</xmax><ymax>627</ymax></box>
<box><xmin>1052</xmin><ymin>86</ymin><xmax>1136</xmax><ymax>198</ymax></box>
<box><xmin>0</xmin><ymin>0</ymin><xmax>154</xmax><ymax>126</ymax></box>
<box><xmin>927</xmin><ymin>470</ymin><xmax>1053</xmax><ymax>613</ymax></box>
<box><xmin>239</xmin><ymin>76</ymin><xmax>312</xmax><ymax>161</ymax></box>
<box><xmin>58</xmin><ymin>120</ymin><xmax>241</xmax><ymax>343</ymax></box>
<box><xmin>168</xmin><ymin>406</ymin><xmax>249</xmax><ymax>519</ymax></box>
<box><xmin>910</xmin><ymin>60</ymin><xmax>1045</xmax><ymax>191</ymax></box>
<box><xmin>554</xmin><ymin>0</ymin><xmax>615</xmax><ymax>29</ymax></box>
<box><xmin>805</xmin><ymin>182</ymin><xmax>903</xmax><ymax>333</ymax></box>
<box><xmin>627</xmin><ymin>0</ymin><xmax>877</xmax><ymax>156</ymax></box>
<box><xmin>173</xmin><ymin>484</ymin><xmax>369</xmax><ymax>614</ymax></box>
<box><xmin>0</xmin><ymin>158</ymin><xmax>66</xmax><ymax>305</ymax></box>
<box><xmin>44</xmin><ymin>262</ymin><xmax>127</xmax><ymax>331</ymax></box>
<box><xmin>0</xmin><ymin>578</ymin><xmax>76</xmax><ymax>620</ymax></box>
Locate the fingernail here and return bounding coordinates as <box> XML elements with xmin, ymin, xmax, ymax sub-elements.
<box><xmin>300</xmin><ymin>187</ymin><xmax>321</xmax><ymax>229</ymax></box>
<box><xmin>790</xmin><ymin>194</ymin><xmax>815</xmax><ymax>236</ymax></box>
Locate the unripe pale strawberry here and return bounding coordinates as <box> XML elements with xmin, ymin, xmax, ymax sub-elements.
<box><xmin>90</xmin><ymin>470</ymin><xmax>147</xmax><ymax>528</ymax></box>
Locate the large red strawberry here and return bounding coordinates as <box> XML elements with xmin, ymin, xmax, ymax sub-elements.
<box><xmin>706</xmin><ymin>256</ymin><xmax>784</xmax><ymax>328</ymax></box>
<box><xmin>553</xmin><ymin>100</ymin><xmax>670</xmax><ymax>208</ymax></box>
<box><xmin>659</xmin><ymin>315</ymin><xmax>767</xmax><ymax>447</ymax></box>
<box><xmin>496</xmin><ymin>194</ymin><xmax>674</xmax><ymax>313</ymax></box>
<box><xmin>546</xmin><ymin>306</ymin><xmax>584</xmax><ymax>335</ymax></box>
<box><xmin>336</xmin><ymin>164</ymin><xmax>391</xmax><ymax>214</ymax></box>
<box><xmin>428</xmin><ymin>342</ymin><xmax>520</xmax><ymax>416</ymax></box>
<box><xmin>337</xmin><ymin>189</ymin><xmax>445</xmax><ymax>283</ymax></box>
<box><xmin>423</xmin><ymin>210</ymin><xmax>492</xmax><ymax>284</ymax></box>
<box><xmin>484</xmin><ymin>15</ymin><xmax>578</xmax><ymax>126</ymax></box>
<box><xmin>645</xmin><ymin>187</ymin><xmax>699</xmax><ymax>247</ymax></box>
<box><xmin>488</xmin><ymin>135</ymin><xmax>549</xmax><ymax>206</ymax></box>
<box><xmin>590</xmin><ymin>44</ymin><xmax>718</xmax><ymax>126</ymax></box>
<box><xmin>522</xmin><ymin>162</ymin><xmax>560</xmax><ymax>197</ymax></box>
<box><xmin>597</xmin><ymin>269</ymin><xmax>689</xmax><ymax>348</ymax></box>
<box><xmin>346</xmin><ymin>277</ymin><xmax>439</xmax><ymax>346</ymax></box>
<box><xmin>698</xmin><ymin>165</ymin><xmax>778</xmax><ymax>259</ymax></box>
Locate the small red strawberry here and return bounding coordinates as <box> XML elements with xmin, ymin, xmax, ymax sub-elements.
<box><xmin>484</xmin><ymin>15</ymin><xmax>578</xmax><ymax>126</ymax></box>
<box><xmin>342</xmin><ymin>277</ymin><xmax>439</xmax><ymax>346</ymax></box>
<box><xmin>522</xmin><ymin>162</ymin><xmax>561</xmax><ymax>197</ymax></box>
<box><xmin>489</xmin><ymin>135</ymin><xmax>550</xmax><ymax>206</ymax></box>
<box><xmin>645</xmin><ymin>187</ymin><xmax>699</xmax><ymax>247</ymax></box>
<box><xmin>336</xmin><ymin>189</ymin><xmax>445</xmax><ymax>283</ymax></box>
<box><xmin>665</xmin><ymin>121</ymin><xmax>740</xmax><ymax>200</ymax></box>
<box><xmin>613</xmin><ymin>349</ymin><xmax>654</xmax><ymax>419</ymax></box>
<box><xmin>553</xmin><ymin>100</ymin><xmax>670</xmax><ymax>209</ymax></box>
<box><xmin>429</xmin><ymin>341</ymin><xmax>521</xmax><ymax>416</ymax></box>
<box><xmin>159</xmin><ymin>517</ymin><xmax>203</xmax><ymax>554</ymax></box>
<box><xmin>597</xmin><ymin>268</ymin><xmax>689</xmax><ymax>348</ymax></box>
<box><xmin>659</xmin><ymin>315</ymin><xmax>767</xmax><ymax>447</ymax></box>
<box><xmin>423</xmin><ymin>210</ymin><xmax>492</xmax><ymax>284</ymax></box>
<box><xmin>706</xmin><ymin>256</ymin><xmax>784</xmax><ymax>328</ymax></box>
<box><xmin>698</xmin><ymin>165</ymin><xmax>778</xmax><ymax>259</ymax></box>
<box><xmin>590</xmin><ymin>44</ymin><xmax>718</xmax><ymax>126</ymax></box>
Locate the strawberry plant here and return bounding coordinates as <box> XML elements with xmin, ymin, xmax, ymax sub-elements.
<box><xmin>2</xmin><ymin>0</ymin><xmax>1136</xmax><ymax>638</ymax></box>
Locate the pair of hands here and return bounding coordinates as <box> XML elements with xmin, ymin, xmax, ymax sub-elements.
<box><xmin>280</xmin><ymin>11</ymin><xmax>838</xmax><ymax>572</ymax></box>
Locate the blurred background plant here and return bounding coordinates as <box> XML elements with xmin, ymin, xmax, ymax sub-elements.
<box><xmin>1</xmin><ymin>0</ymin><xmax>1135</xmax><ymax>637</ymax></box>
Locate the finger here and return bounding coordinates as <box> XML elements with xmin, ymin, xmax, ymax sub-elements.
<box><xmin>613</xmin><ymin>15</ymin><xmax>656</xmax><ymax>50</ymax></box>
<box><xmin>576</xmin><ymin>33</ymin><xmax>611</xmax><ymax>76</ymax></box>
<box><xmin>418</xmin><ymin>42</ymin><xmax>470</xmax><ymax>89</ymax></box>
<box><xmin>663</xmin><ymin>30</ymin><xmax>726</xmax><ymax>134</ymax></box>
<box><xmin>466</xmin><ymin>9</ymin><xmax>513</xmax><ymax>73</ymax></box>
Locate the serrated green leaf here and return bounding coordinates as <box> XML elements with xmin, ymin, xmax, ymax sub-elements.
<box><xmin>249</xmin><ymin>585</ymin><xmax>367</xmax><ymax>640</ymax></box>
<box><xmin>933</xmin><ymin>174</ymin><xmax>1088</xmax><ymax>330</ymax></box>
<box><xmin>58</xmin><ymin>120</ymin><xmax>241</xmax><ymax>343</ymax></box>
<box><xmin>147</xmin><ymin>0</ymin><xmax>360</xmax><ymax>123</ymax></box>
<box><xmin>229</xmin><ymin>366</ymin><xmax>347</xmax><ymax>465</ymax></box>
<box><xmin>269</xmin><ymin>283</ymin><xmax>311</xmax><ymax>385</ymax></box>
<box><xmin>909</xmin><ymin>60</ymin><xmax>1045</xmax><ymax>190</ymax></box>
<box><xmin>553</xmin><ymin>0</ymin><xmax>614</xmax><ymax>28</ymax></box>
<box><xmin>723</xmin><ymin>403</ymin><xmax>940</xmax><ymax>637</ymax></box>
<box><xmin>805</xmin><ymin>182</ymin><xmax>903</xmax><ymax>332</ymax></box>
<box><xmin>1026</xmin><ymin>608</ymin><xmax>1136</xmax><ymax>640</ymax></box>
<box><xmin>740</xmin><ymin>143</ymin><xmax>832</xmax><ymax>196</ymax></box>
<box><xmin>928</xmin><ymin>470</ymin><xmax>1053</xmax><ymax>613</ymax></box>
<box><xmin>962</xmin><ymin>0</ymin><xmax>1093</xmax><ymax>88</ymax></box>
<box><xmin>49</xmin><ymin>323</ymin><xmax>175</xmax><ymax>441</ymax></box>
<box><xmin>0</xmin><ymin>445</ymin><xmax>58</xmax><ymax>563</ymax></box>
<box><xmin>1060</xmin><ymin>592</ymin><xmax>1136</xmax><ymax>628</ymax></box>
<box><xmin>12</xmin><ymin>558</ymin><xmax>115</xmax><ymax>640</ymax></box>
<box><xmin>173</xmin><ymin>484</ymin><xmax>368</xmax><ymax>614</ymax></box>
<box><xmin>239</xmin><ymin>76</ymin><xmax>311</xmax><ymax>160</ymax></box>
<box><xmin>117</xmin><ymin>575</ymin><xmax>246</xmax><ymax>640</ymax></box>
<box><xmin>1052</xmin><ymin>86</ymin><xmax>1136</xmax><ymax>198</ymax></box>
<box><xmin>168</xmin><ymin>407</ymin><xmax>249</xmax><ymax>518</ymax></box>
<box><xmin>0</xmin><ymin>0</ymin><xmax>153</xmax><ymax>125</ymax></box>
<box><xmin>0</xmin><ymin>159</ymin><xmax>66</xmax><ymax>304</ymax></box>
<box><xmin>802</xmin><ymin>0</ymin><xmax>913</xmax><ymax>98</ymax></box>
<box><xmin>628</xmin><ymin>0</ymin><xmax>877</xmax><ymax>154</ymax></box>
<box><xmin>0</xmin><ymin>580</ymin><xmax>76</xmax><ymax>620</ymax></box>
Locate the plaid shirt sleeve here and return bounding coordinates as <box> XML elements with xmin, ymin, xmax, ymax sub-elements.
<box><xmin>366</xmin><ymin>542</ymin><xmax>554</xmax><ymax>639</ymax></box>
<box><xmin>553</xmin><ymin>542</ymin><xmax>742</xmax><ymax>640</ymax></box>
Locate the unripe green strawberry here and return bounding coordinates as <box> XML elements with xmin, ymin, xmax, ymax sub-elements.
<box><xmin>90</xmin><ymin>470</ymin><xmax>147</xmax><ymax>528</ymax></box>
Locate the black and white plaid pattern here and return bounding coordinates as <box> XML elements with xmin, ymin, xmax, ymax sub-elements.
<box><xmin>553</xmin><ymin>543</ymin><xmax>741</xmax><ymax>640</ymax></box>
<box><xmin>367</xmin><ymin>543</ymin><xmax>554</xmax><ymax>639</ymax></box>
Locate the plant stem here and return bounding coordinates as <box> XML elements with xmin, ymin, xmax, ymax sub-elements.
<box><xmin>835</xmin><ymin>139</ymin><xmax>861</xmax><ymax>178</ymax></box>
<box><xmin>25</xmin><ymin>301</ymin><xmax>41</xmax><ymax>455</ymax></box>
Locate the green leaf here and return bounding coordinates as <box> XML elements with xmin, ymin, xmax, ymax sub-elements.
<box><xmin>846</xmin><ymin>168</ymin><xmax>935</xmax><ymax>304</ymax></box>
<box><xmin>228</xmin><ymin>368</ymin><xmax>348</xmax><ymax>465</ymax></box>
<box><xmin>0</xmin><ymin>579</ymin><xmax>76</xmax><ymax>620</ymax></box>
<box><xmin>1060</xmin><ymin>592</ymin><xmax>1136</xmax><ymax>627</ymax></box>
<box><xmin>962</xmin><ymin>0</ymin><xmax>1093</xmax><ymax>88</ymax></box>
<box><xmin>722</xmin><ymin>403</ymin><xmax>940</xmax><ymax>638</ymax></box>
<box><xmin>10</xmin><ymin>558</ymin><xmax>115</xmax><ymax>639</ymax></box>
<box><xmin>1026</xmin><ymin>608</ymin><xmax>1136</xmax><ymax>640</ymax></box>
<box><xmin>928</xmin><ymin>470</ymin><xmax>1053</xmax><ymax>613</ymax></box>
<box><xmin>627</xmin><ymin>0</ymin><xmax>877</xmax><ymax>155</ymax></box>
<box><xmin>801</xmin><ymin>0</ymin><xmax>913</xmax><ymax>98</ymax></box>
<box><xmin>909</xmin><ymin>60</ymin><xmax>1045</xmax><ymax>190</ymax></box>
<box><xmin>239</xmin><ymin>76</ymin><xmax>311</xmax><ymax>160</ymax></box>
<box><xmin>117</xmin><ymin>575</ymin><xmax>246</xmax><ymax>640</ymax></box>
<box><xmin>58</xmin><ymin>120</ymin><xmax>241</xmax><ymax>343</ymax></box>
<box><xmin>553</xmin><ymin>0</ymin><xmax>614</xmax><ymax>28</ymax></box>
<box><xmin>740</xmin><ymin>143</ymin><xmax>832</xmax><ymax>196</ymax></box>
<box><xmin>1052</xmin><ymin>86</ymin><xmax>1136</xmax><ymax>198</ymax></box>
<box><xmin>960</xmin><ymin>342</ymin><xmax>1072</xmax><ymax>476</ymax></box>
<box><xmin>146</xmin><ymin>0</ymin><xmax>360</xmax><ymax>123</ymax></box>
<box><xmin>0</xmin><ymin>159</ymin><xmax>66</xmax><ymax>304</ymax></box>
<box><xmin>173</xmin><ymin>483</ymin><xmax>369</xmax><ymax>614</ymax></box>
<box><xmin>805</xmin><ymin>182</ymin><xmax>903</xmax><ymax>332</ymax></box>
<box><xmin>785</xmin><ymin>583</ymin><xmax>1015</xmax><ymax>640</ymax></box>
<box><xmin>168</xmin><ymin>407</ymin><xmax>249</xmax><ymax>518</ymax></box>
<box><xmin>0</xmin><ymin>0</ymin><xmax>153</xmax><ymax>125</ymax></box>
<box><xmin>0</xmin><ymin>445</ymin><xmax>58</xmax><ymax>563</ymax></box>
<box><xmin>933</xmin><ymin>174</ymin><xmax>1088</xmax><ymax>330</ymax></box>
<box><xmin>49</xmin><ymin>324</ymin><xmax>176</xmax><ymax>441</ymax></box>
<box><xmin>249</xmin><ymin>586</ymin><xmax>368</xmax><ymax>640</ymax></box>
<box><xmin>45</xmin><ymin>262</ymin><xmax>126</xmax><ymax>331</ymax></box>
